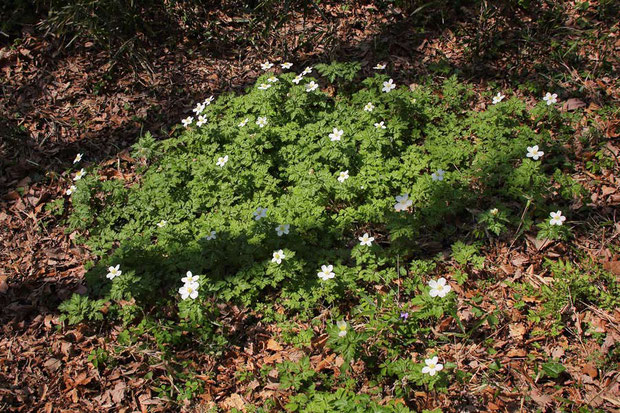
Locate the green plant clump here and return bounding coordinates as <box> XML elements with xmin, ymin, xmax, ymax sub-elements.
<box><xmin>62</xmin><ymin>62</ymin><xmax>586</xmax><ymax>406</ymax></box>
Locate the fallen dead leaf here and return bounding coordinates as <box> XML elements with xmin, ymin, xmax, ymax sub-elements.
<box><xmin>222</xmin><ymin>393</ymin><xmax>246</xmax><ymax>412</ymax></box>
<box><xmin>602</xmin><ymin>260</ymin><xmax>620</xmax><ymax>276</ymax></box>
<box><xmin>110</xmin><ymin>381</ymin><xmax>127</xmax><ymax>404</ymax></box>
<box><xmin>509</xmin><ymin>323</ymin><xmax>527</xmax><ymax>341</ymax></box>
<box><xmin>266</xmin><ymin>338</ymin><xmax>282</xmax><ymax>352</ymax></box>
<box><xmin>602</xmin><ymin>330</ymin><xmax>620</xmax><ymax>354</ymax></box>
<box><xmin>550</xmin><ymin>346</ymin><xmax>565</xmax><ymax>359</ymax></box>
<box><xmin>314</xmin><ymin>353</ymin><xmax>336</xmax><ymax>372</ymax></box>
<box><xmin>506</xmin><ymin>348</ymin><xmax>526</xmax><ymax>358</ymax></box>
<box><xmin>530</xmin><ymin>388</ymin><xmax>553</xmax><ymax>408</ymax></box>
<box><xmin>43</xmin><ymin>358</ymin><xmax>61</xmax><ymax>372</ymax></box>
<box><xmin>526</xmin><ymin>234</ymin><xmax>552</xmax><ymax>251</ymax></box>
<box><xmin>0</xmin><ymin>276</ymin><xmax>8</xmax><ymax>293</ymax></box>
<box><xmin>582</xmin><ymin>364</ymin><xmax>598</xmax><ymax>379</ymax></box>
<box><xmin>562</xmin><ymin>98</ymin><xmax>586</xmax><ymax>111</ymax></box>
<box><xmin>311</xmin><ymin>334</ymin><xmax>328</xmax><ymax>351</ymax></box>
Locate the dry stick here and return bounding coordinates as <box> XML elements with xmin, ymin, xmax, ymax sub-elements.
<box><xmin>585</xmin><ymin>371</ymin><xmax>620</xmax><ymax>407</ymax></box>
<box><xmin>567</xmin><ymin>287</ymin><xmax>587</xmax><ymax>353</ymax></box>
<box><xmin>509</xmin><ymin>198</ymin><xmax>531</xmax><ymax>251</ymax></box>
<box><xmin>595</xmin><ymin>207</ymin><xmax>619</xmax><ymax>256</ymax></box>
<box><xmin>583</xmin><ymin>302</ymin><xmax>620</xmax><ymax>335</ymax></box>
<box><xmin>396</xmin><ymin>254</ymin><xmax>400</xmax><ymax>305</ymax></box>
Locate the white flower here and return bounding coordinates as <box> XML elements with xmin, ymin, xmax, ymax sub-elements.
<box><xmin>106</xmin><ymin>264</ymin><xmax>122</xmax><ymax>280</ymax></box>
<box><xmin>490</xmin><ymin>208</ymin><xmax>499</xmax><ymax>215</ymax></box>
<box><xmin>256</xmin><ymin>117</ymin><xmax>268</xmax><ymax>128</ymax></box>
<box><xmin>216</xmin><ymin>155</ymin><xmax>229</xmax><ymax>167</ymax></box>
<box><xmin>74</xmin><ymin>168</ymin><xmax>86</xmax><ymax>181</ymax></box>
<box><xmin>203</xmin><ymin>95</ymin><xmax>214</xmax><ymax>106</ymax></box>
<box><xmin>492</xmin><ymin>92</ymin><xmax>505</xmax><ymax>104</ymax></box>
<box><xmin>431</xmin><ymin>169</ymin><xmax>445</xmax><ymax>181</ymax></box>
<box><xmin>526</xmin><ymin>145</ymin><xmax>544</xmax><ymax>160</ymax></box>
<box><xmin>276</xmin><ymin>224</ymin><xmax>290</xmax><ymax>236</ymax></box>
<box><xmin>549</xmin><ymin>210</ymin><xmax>566</xmax><ymax>226</ymax></box>
<box><xmin>267</xmin><ymin>76</ymin><xmax>279</xmax><ymax>83</ymax></box>
<box><xmin>337</xmin><ymin>170</ymin><xmax>349</xmax><ymax>183</ymax></box>
<box><xmin>336</xmin><ymin>320</ymin><xmax>348</xmax><ymax>337</ymax></box>
<box><xmin>292</xmin><ymin>75</ymin><xmax>303</xmax><ymax>84</ymax></box>
<box><xmin>238</xmin><ymin>118</ymin><xmax>249</xmax><ymax>127</ymax></box>
<box><xmin>394</xmin><ymin>193</ymin><xmax>413</xmax><ymax>212</ymax></box>
<box><xmin>253</xmin><ymin>207</ymin><xmax>267</xmax><ymax>221</ymax></box>
<box><xmin>329</xmin><ymin>127</ymin><xmax>343</xmax><ymax>141</ymax></box>
<box><xmin>182</xmin><ymin>116</ymin><xmax>194</xmax><ymax>127</ymax></box>
<box><xmin>73</xmin><ymin>153</ymin><xmax>83</xmax><ymax>164</ymax></box>
<box><xmin>373</xmin><ymin>63</ymin><xmax>386</xmax><ymax>70</ymax></box>
<box><xmin>193</xmin><ymin>102</ymin><xmax>206</xmax><ymax>115</ymax></box>
<box><xmin>205</xmin><ymin>230</ymin><xmax>217</xmax><ymax>240</ymax></box>
<box><xmin>306</xmin><ymin>81</ymin><xmax>319</xmax><ymax>92</ymax></box>
<box><xmin>179</xmin><ymin>283</ymin><xmax>199</xmax><ymax>300</ymax></box>
<box><xmin>281</xmin><ymin>62</ymin><xmax>293</xmax><ymax>69</ymax></box>
<box><xmin>359</xmin><ymin>233</ymin><xmax>374</xmax><ymax>246</ymax></box>
<box><xmin>429</xmin><ymin>277</ymin><xmax>451</xmax><ymax>298</ymax></box>
<box><xmin>317</xmin><ymin>264</ymin><xmax>335</xmax><ymax>281</ymax></box>
<box><xmin>272</xmin><ymin>249</ymin><xmax>285</xmax><ymax>264</ymax></box>
<box><xmin>421</xmin><ymin>356</ymin><xmax>444</xmax><ymax>376</ymax></box>
<box><xmin>66</xmin><ymin>185</ymin><xmax>76</xmax><ymax>195</ymax></box>
<box><xmin>374</xmin><ymin>121</ymin><xmax>386</xmax><ymax>129</ymax></box>
<box><xmin>364</xmin><ymin>102</ymin><xmax>375</xmax><ymax>112</ymax></box>
<box><xmin>258</xmin><ymin>83</ymin><xmax>272</xmax><ymax>90</ymax></box>
<box><xmin>181</xmin><ymin>271</ymin><xmax>199</xmax><ymax>285</ymax></box>
<box><xmin>302</xmin><ymin>66</ymin><xmax>312</xmax><ymax>75</ymax></box>
<box><xmin>261</xmin><ymin>61</ymin><xmax>273</xmax><ymax>70</ymax></box>
<box><xmin>382</xmin><ymin>78</ymin><xmax>396</xmax><ymax>93</ymax></box>
<box><xmin>156</xmin><ymin>220</ymin><xmax>167</xmax><ymax>228</ymax></box>
<box><xmin>543</xmin><ymin>92</ymin><xmax>558</xmax><ymax>105</ymax></box>
<box><xmin>196</xmin><ymin>115</ymin><xmax>208</xmax><ymax>127</ymax></box>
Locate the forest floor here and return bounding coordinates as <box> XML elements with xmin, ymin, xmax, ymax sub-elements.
<box><xmin>1</xmin><ymin>1</ymin><xmax>619</xmax><ymax>411</ymax></box>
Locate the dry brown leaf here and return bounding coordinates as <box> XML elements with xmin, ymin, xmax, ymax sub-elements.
<box><xmin>262</xmin><ymin>353</ymin><xmax>283</xmax><ymax>365</ymax></box>
<box><xmin>110</xmin><ymin>381</ymin><xmax>126</xmax><ymax>404</ymax></box>
<box><xmin>550</xmin><ymin>346</ymin><xmax>565</xmax><ymax>359</ymax></box>
<box><xmin>509</xmin><ymin>323</ymin><xmax>527</xmax><ymax>341</ymax></box>
<box><xmin>246</xmin><ymin>379</ymin><xmax>260</xmax><ymax>391</ymax></box>
<box><xmin>221</xmin><ymin>393</ymin><xmax>246</xmax><ymax>412</ymax></box>
<box><xmin>602</xmin><ymin>330</ymin><xmax>620</xmax><ymax>354</ymax></box>
<box><xmin>602</xmin><ymin>260</ymin><xmax>620</xmax><ymax>276</ymax></box>
<box><xmin>266</xmin><ymin>338</ymin><xmax>282</xmax><ymax>352</ymax></box>
<box><xmin>0</xmin><ymin>276</ymin><xmax>8</xmax><ymax>294</ymax></box>
<box><xmin>311</xmin><ymin>334</ymin><xmax>328</xmax><ymax>351</ymax></box>
<box><xmin>530</xmin><ymin>388</ymin><xmax>553</xmax><ymax>408</ymax></box>
<box><xmin>506</xmin><ymin>348</ymin><xmax>526</xmax><ymax>358</ymax></box>
<box><xmin>526</xmin><ymin>234</ymin><xmax>552</xmax><ymax>251</ymax></box>
<box><xmin>562</xmin><ymin>98</ymin><xmax>586</xmax><ymax>111</ymax></box>
<box><xmin>43</xmin><ymin>358</ymin><xmax>61</xmax><ymax>372</ymax></box>
<box><xmin>602</xmin><ymin>186</ymin><xmax>617</xmax><ymax>196</ymax></box>
<box><xmin>582</xmin><ymin>364</ymin><xmax>598</xmax><ymax>379</ymax></box>
<box><xmin>315</xmin><ymin>353</ymin><xmax>336</xmax><ymax>372</ymax></box>
<box><xmin>287</xmin><ymin>349</ymin><xmax>306</xmax><ymax>363</ymax></box>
